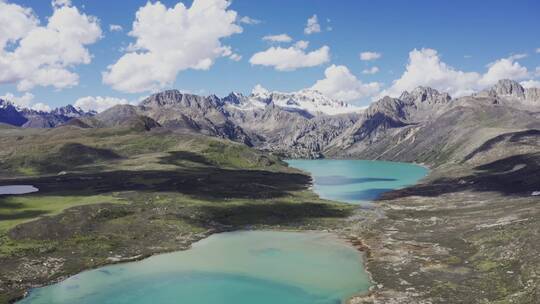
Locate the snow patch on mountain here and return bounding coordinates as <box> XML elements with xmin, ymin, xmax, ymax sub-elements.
<box><xmin>223</xmin><ymin>89</ymin><xmax>365</xmax><ymax>116</ymax></box>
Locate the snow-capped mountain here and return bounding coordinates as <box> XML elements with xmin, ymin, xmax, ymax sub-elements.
<box><xmin>223</xmin><ymin>89</ymin><xmax>364</xmax><ymax>116</ymax></box>
<box><xmin>51</xmin><ymin>104</ymin><xmax>95</xmax><ymax>117</ymax></box>
<box><xmin>0</xmin><ymin>99</ymin><xmax>94</xmax><ymax>128</ymax></box>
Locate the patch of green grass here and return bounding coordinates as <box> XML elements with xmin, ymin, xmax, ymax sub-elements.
<box><xmin>16</xmin><ymin>167</ymin><xmax>38</xmax><ymax>176</ymax></box>
<box><xmin>0</xmin><ymin>195</ymin><xmax>125</xmax><ymax>233</ymax></box>
<box><xmin>476</xmin><ymin>259</ymin><xmax>499</xmax><ymax>272</ymax></box>
<box><xmin>0</xmin><ymin>235</ymin><xmax>55</xmax><ymax>257</ymax></box>
<box><xmin>202</xmin><ymin>141</ymin><xmax>282</xmax><ymax>169</ymax></box>
<box><xmin>150</xmin><ymin>219</ymin><xmax>207</xmax><ymax>234</ymax></box>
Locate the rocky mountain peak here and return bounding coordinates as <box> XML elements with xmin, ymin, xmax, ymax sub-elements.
<box><xmin>0</xmin><ymin>98</ymin><xmax>9</xmax><ymax>109</ymax></box>
<box><xmin>140</xmin><ymin>90</ymin><xmax>223</xmax><ymax>109</ymax></box>
<box><xmin>487</xmin><ymin>79</ymin><xmax>526</xmax><ymax>99</ymax></box>
<box><xmin>222</xmin><ymin>92</ymin><xmax>247</xmax><ymax>105</ymax></box>
<box><xmin>51</xmin><ymin>104</ymin><xmax>90</xmax><ymax>117</ymax></box>
<box><xmin>0</xmin><ymin>98</ymin><xmax>27</xmax><ymax>126</ymax></box>
<box><xmin>400</xmin><ymin>86</ymin><xmax>451</xmax><ymax>104</ymax></box>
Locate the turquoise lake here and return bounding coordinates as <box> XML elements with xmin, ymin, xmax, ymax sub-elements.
<box><xmin>19</xmin><ymin>160</ymin><xmax>427</xmax><ymax>304</ymax></box>
<box><xmin>18</xmin><ymin>231</ymin><xmax>371</xmax><ymax>304</ymax></box>
<box><xmin>287</xmin><ymin>159</ymin><xmax>428</xmax><ymax>206</ymax></box>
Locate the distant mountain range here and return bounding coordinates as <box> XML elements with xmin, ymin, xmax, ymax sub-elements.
<box><xmin>0</xmin><ymin>101</ymin><xmax>95</xmax><ymax>128</ymax></box>
<box><xmin>2</xmin><ymin>79</ymin><xmax>539</xmax><ymax>164</ymax></box>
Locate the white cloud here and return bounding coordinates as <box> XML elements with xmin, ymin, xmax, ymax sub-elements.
<box><xmin>380</xmin><ymin>48</ymin><xmax>480</xmax><ymax>98</ymax></box>
<box><xmin>311</xmin><ymin>64</ymin><xmax>381</xmax><ymax>102</ymax></box>
<box><xmin>52</xmin><ymin>0</ymin><xmax>71</xmax><ymax>8</ymax></box>
<box><xmin>359</xmin><ymin>51</ymin><xmax>381</xmax><ymax>61</ymax></box>
<box><xmin>262</xmin><ymin>34</ymin><xmax>292</xmax><ymax>43</ymax></box>
<box><xmin>0</xmin><ymin>1</ymin><xmax>102</xmax><ymax>91</ymax></box>
<box><xmin>31</xmin><ymin>102</ymin><xmax>51</xmax><ymax>112</ymax></box>
<box><xmin>249</xmin><ymin>44</ymin><xmax>330</xmax><ymax>71</ymax></box>
<box><xmin>507</xmin><ymin>53</ymin><xmax>527</xmax><ymax>61</ymax></box>
<box><xmin>239</xmin><ymin>16</ymin><xmax>260</xmax><ymax>25</ymax></box>
<box><xmin>103</xmin><ymin>0</ymin><xmax>242</xmax><ymax>93</ymax></box>
<box><xmin>109</xmin><ymin>24</ymin><xmax>123</xmax><ymax>32</ymax></box>
<box><xmin>229</xmin><ymin>53</ymin><xmax>242</xmax><ymax>61</ymax></box>
<box><xmin>0</xmin><ymin>1</ymin><xmax>38</xmax><ymax>49</ymax></box>
<box><xmin>520</xmin><ymin>80</ymin><xmax>540</xmax><ymax>89</ymax></box>
<box><xmin>74</xmin><ymin>96</ymin><xmax>131</xmax><ymax>113</ymax></box>
<box><xmin>362</xmin><ymin>66</ymin><xmax>379</xmax><ymax>75</ymax></box>
<box><xmin>220</xmin><ymin>45</ymin><xmax>242</xmax><ymax>62</ymax></box>
<box><xmin>479</xmin><ymin>57</ymin><xmax>529</xmax><ymax>86</ymax></box>
<box><xmin>0</xmin><ymin>92</ymin><xmax>35</xmax><ymax>108</ymax></box>
<box><xmin>380</xmin><ymin>48</ymin><xmax>532</xmax><ymax>99</ymax></box>
<box><xmin>294</xmin><ymin>40</ymin><xmax>309</xmax><ymax>50</ymax></box>
<box><xmin>536</xmin><ymin>48</ymin><xmax>540</xmax><ymax>54</ymax></box>
<box><xmin>536</xmin><ymin>67</ymin><xmax>540</xmax><ymax>77</ymax></box>
<box><xmin>0</xmin><ymin>92</ymin><xmax>51</xmax><ymax>111</ymax></box>
<box><xmin>304</xmin><ymin>15</ymin><xmax>321</xmax><ymax>34</ymax></box>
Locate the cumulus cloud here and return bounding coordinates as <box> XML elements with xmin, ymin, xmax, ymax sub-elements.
<box><xmin>109</xmin><ymin>24</ymin><xmax>123</xmax><ymax>32</ymax></box>
<box><xmin>103</xmin><ymin>0</ymin><xmax>242</xmax><ymax>93</ymax></box>
<box><xmin>304</xmin><ymin>15</ymin><xmax>321</xmax><ymax>34</ymax></box>
<box><xmin>238</xmin><ymin>16</ymin><xmax>260</xmax><ymax>25</ymax></box>
<box><xmin>262</xmin><ymin>34</ymin><xmax>292</xmax><ymax>43</ymax></box>
<box><xmin>0</xmin><ymin>0</ymin><xmax>102</xmax><ymax>91</ymax></box>
<box><xmin>31</xmin><ymin>102</ymin><xmax>52</xmax><ymax>112</ymax></box>
<box><xmin>479</xmin><ymin>57</ymin><xmax>529</xmax><ymax>86</ymax></box>
<box><xmin>521</xmin><ymin>80</ymin><xmax>540</xmax><ymax>89</ymax></box>
<box><xmin>380</xmin><ymin>48</ymin><xmax>532</xmax><ymax>99</ymax></box>
<box><xmin>294</xmin><ymin>40</ymin><xmax>309</xmax><ymax>50</ymax></box>
<box><xmin>0</xmin><ymin>92</ymin><xmax>35</xmax><ymax>107</ymax></box>
<box><xmin>249</xmin><ymin>43</ymin><xmax>329</xmax><ymax>71</ymax></box>
<box><xmin>359</xmin><ymin>51</ymin><xmax>381</xmax><ymax>61</ymax></box>
<box><xmin>74</xmin><ymin>96</ymin><xmax>131</xmax><ymax>113</ymax></box>
<box><xmin>311</xmin><ymin>65</ymin><xmax>381</xmax><ymax>102</ymax></box>
<box><xmin>0</xmin><ymin>92</ymin><xmax>52</xmax><ymax>111</ymax></box>
<box><xmin>362</xmin><ymin>66</ymin><xmax>379</xmax><ymax>75</ymax></box>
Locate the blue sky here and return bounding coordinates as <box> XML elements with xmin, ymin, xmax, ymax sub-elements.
<box><xmin>0</xmin><ymin>0</ymin><xmax>539</xmax><ymax>111</ymax></box>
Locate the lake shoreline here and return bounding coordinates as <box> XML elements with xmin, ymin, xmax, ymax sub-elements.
<box><xmin>12</xmin><ymin>227</ymin><xmax>374</xmax><ymax>304</ymax></box>
<box><xmin>9</xmin><ymin>228</ymin><xmax>221</xmax><ymax>303</ymax></box>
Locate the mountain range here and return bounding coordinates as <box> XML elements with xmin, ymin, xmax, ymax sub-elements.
<box><xmin>1</xmin><ymin>79</ymin><xmax>539</xmax><ymax>165</ymax></box>
<box><xmin>0</xmin><ymin>101</ymin><xmax>95</xmax><ymax>128</ymax></box>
